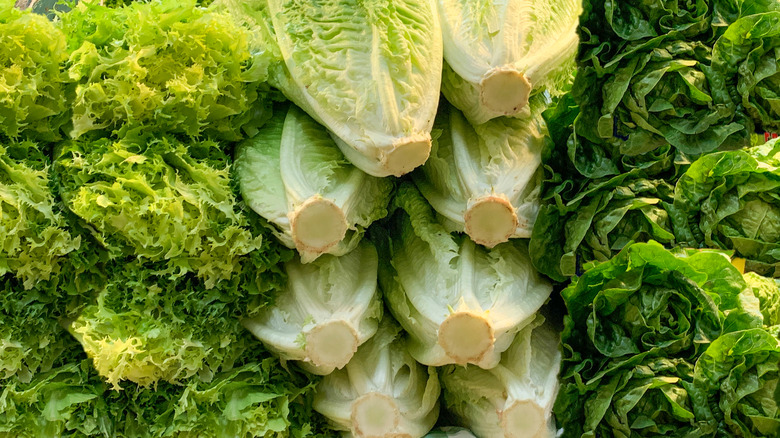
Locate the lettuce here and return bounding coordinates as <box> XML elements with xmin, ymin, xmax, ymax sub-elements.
<box><xmin>670</xmin><ymin>139</ymin><xmax>780</xmax><ymax>277</ymax></box>
<box><xmin>413</xmin><ymin>100</ymin><xmax>545</xmax><ymax>248</ymax></box>
<box><xmin>54</xmin><ymin>135</ymin><xmax>264</xmax><ymax>287</ymax></box>
<box><xmin>0</xmin><ymin>2</ymin><xmax>70</xmax><ymax>141</ymax></box>
<box><xmin>555</xmin><ymin>241</ymin><xmax>780</xmax><ymax>438</ymax></box>
<box><xmin>438</xmin><ymin>0</ymin><xmax>580</xmax><ymax>124</ymax></box>
<box><xmin>262</xmin><ymin>0</ymin><xmax>442</xmax><ymax>177</ymax></box>
<box><xmin>60</xmin><ymin>0</ymin><xmax>276</xmax><ymax>140</ymax></box>
<box><xmin>235</xmin><ymin>104</ymin><xmax>392</xmax><ymax>263</ymax></box>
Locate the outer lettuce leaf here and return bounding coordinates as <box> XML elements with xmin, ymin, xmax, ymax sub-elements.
<box><xmin>60</xmin><ymin>0</ymin><xmax>275</xmax><ymax>140</ymax></box>
<box><xmin>555</xmin><ymin>242</ymin><xmax>748</xmax><ymax>437</ymax></box>
<box><xmin>54</xmin><ymin>135</ymin><xmax>264</xmax><ymax>287</ymax></box>
<box><xmin>438</xmin><ymin>0</ymin><xmax>580</xmax><ymax>124</ymax></box>
<box><xmin>264</xmin><ymin>0</ymin><xmax>442</xmax><ymax>177</ymax></box>
<box><xmin>377</xmin><ymin>183</ymin><xmax>552</xmax><ymax>369</ymax></box>
<box><xmin>670</xmin><ymin>139</ymin><xmax>780</xmax><ymax>277</ymax></box>
<box><xmin>413</xmin><ymin>99</ymin><xmax>545</xmax><ymax>247</ymax></box>
<box><xmin>234</xmin><ymin>104</ymin><xmax>393</xmax><ymax>263</ymax></box>
<box><xmin>0</xmin><ymin>3</ymin><xmax>69</xmax><ymax>141</ymax></box>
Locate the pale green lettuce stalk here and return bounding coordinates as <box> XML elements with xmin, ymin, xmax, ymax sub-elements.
<box><xmin>438</xmin><ymin>0</ymin><xmax>580</xmax><ymax>124</ymax></box>
<box><xmin>313</xmin><ymin>319</ymin><xmax>440</xmax><ymax>438</ymax></box>
<box><xmin>235</xmin><ymin>104</ymin><xmax>393</xmax><ymax>263</ymax></box>
<box><xmin>413</xmin><ymin>100</ymin><xmax>545</xmax><ymax>248</ymax></box>
<box><xmin>377</xmin><ymin>184</ymin><xmax>552</xmax><ymax>369</ymax></box>
<box><xmin>263</xmin><ymin>0</ymin><xmax>443</xmax><ymax>177</ymax></box>
<box><xmin>441</xmin><ymin>315</ymin><xmax>561</xmax><ymax>438</ymax></box>
<box><xmin>242</xmin><ymin>241</ymin><xmax>382</xmax><ymax>375</ymax></box>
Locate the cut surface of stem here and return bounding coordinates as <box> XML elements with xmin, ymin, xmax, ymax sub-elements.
<box><xmin>501</xmin><ymin>399</ymin><xmax>546</xmax><ymax>438</ymax></box>
<box><xmin>304</xmin><ymin>320</ymin><xmax>359</xmax><ymax>370</ymax></box>
<box><xmin>381</xmin><ymin>134</ymin><xmax>432</xmax><ymax>177</ymax></box>
<box><xmin>290</xmin><ymin>196</ymin><xmax>348</xmax><ymax>255</ymax></box>
<box><xmin>464</xmin><ymin>195</ymin><xmax>518</xmax><ymax>248</ymax></box>
<box><xmin>438</xmin><ymin>311</ymin><xmax>495</xmax><ymax>365</ymax></box>
<box><xmin>351</xmin><ymin>392</ymin><xmax>401</xmax><ymax>438</ymax></box>
<box><xmin>480</xmin><ymin>66</ymin><xmax>532</xmax><ymax>116</ymax></box>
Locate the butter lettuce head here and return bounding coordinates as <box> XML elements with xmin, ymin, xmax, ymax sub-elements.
<box><xmin>313</xmin><ymin>319</ymin><xmax>440</xmax><ymax>438</ymax></box>
<box><xmin>671</xmin><ymin>139</ymin><xmax>780</xmax><ymax>277</ymax></box>
<box><xmin>438</xmin><ymin>0</ymin><xmax>580</xmax><ymax>124</ymax></box>
<box><xmin>377</xmin><ymin>184</ymin><xmax>552</xmax><ymax>369</ymax></box>
<box><xmin>441</xmin><ymin>315</ymin><xmax>561</xmax><ymax>438</ymax></box>
<box><xmin>263</xmin><ymin>0</ymin><xmax>443</xmax><ymax>177</ymax></box>
<box><xmin>235</xmin><ymin>104</ymin><xmax>393</xmax><ymax>263</ymax></box>
<box><xmin>242</xmin><ymin>241</ymin><xmax>382</xmax><ymax>376</ymax></box>
<box><xmin>413</xmin><ymin>100</ymin><xmax>545</xmax><ymax>248</ymax></box>
<box><xmin>554</xmin><ymin>241</ymin><xmax>777</xmax><ymax>438</ymax></box>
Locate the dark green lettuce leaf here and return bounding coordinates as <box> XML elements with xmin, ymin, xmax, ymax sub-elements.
<box><xmin>670</xmin><ymin>139</ymin><xmax>780</xmax><ymax>277</ymax></box>
<box><xmin>555</xmin><ymin>242</ymin><xmax>749</xmax><ymax>437</ymax></box>
<box><xmin>712</xmin><ymin>11</ymin><xmax>780</xmax><ymax>132</ymax></box>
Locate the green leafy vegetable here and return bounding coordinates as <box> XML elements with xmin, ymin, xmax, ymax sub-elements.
<box><xmin>671</xmin><ymin>139</ymin><xmax>780</xmax><ymax>277</ymax></box>
<box><xmin>242</xmin><ymin>241</ymin><xmax>383</xmax><ymax>375</ymax></box>
<box><xmin>262</xmin><ymin>0</ymin><xmax>443</xmax><ymax>177</ymax></box>
<box><xmin>555</xmin><ymin>241</ymin><xmax>780</xmax><ymax>438</ymax></box>
<box><xmin>413</xmin><ymin>100</ymin><xmax>545</xmax><ymax>248</ymax></box>
<box><xmin>0</xmin><ymin>2</ymin><xmax>69</xmax><ymax>141</ymax></box>
<box><xmin>438</xmin><ymin>0</ymin><xmax>580</xmax><ymax>124</ymax></box>
<box><xmin>313</xmin><ymin>318</ymin><xmax>440</xmax><ymax>438</ymax></box>
<box><xmin>60</xmin><ymin>0</ymin><xmax>275</xmax><ymax>140</ymax></box>
<box><xmin>377</xmin><ymin>183</ymin><xmax>552</xmax><ymax>369</ymax></box>
<box><xmin>235</xmin><ymin>104</ymin><xmax>393</xmax><ymax>263</ymax></box>
<box><xmin>441</xmin><ymin>315</ymin><xmax>561</xmax><ymax>438</ymax></box>
<box><xmin>54</xmin><ymin>135</ymin><xmax>264</xmax><ymax>287</ymax></box>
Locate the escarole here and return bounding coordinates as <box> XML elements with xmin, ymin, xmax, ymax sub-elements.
<box><xmin>438</xmin><ymin>0</ymin><xmax>580</xmax><ymax>124</ymax></box>
<box><xmin>378</xmin><ymin>184</ymin><xmax>552</xmax><ymax>369</ymax></box>
<box><xmin>413</xmin><ymin>100</ymin><xmax>545</xmax><ymax>248</ymax></box>
<box><xmin>241</xmin><ymin>241</ymin><xmax>382</xmax><ymax>375</ymax></box>
<box><xmin>235</xmin><ymin>104</ymin><xmax>392</xmax><ymax>263</ymax></box>
<box><xmin>263</xmin><ymin>0</ymin><xmax>443</xmax><ymax>176</ymax></box>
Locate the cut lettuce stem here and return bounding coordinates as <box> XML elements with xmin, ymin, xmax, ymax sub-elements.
<box><xmin>381</xmin><ymin>133</ymin><xmax>433</xmax><ymax>177</ymax></box>
<box><xmin>480</xmin><ymin>66</ymin><xmax>532</xmax><ymax>117</ymax></box>
<box><xmin>351</xmin><ymin>392</ymin><xmax>405</xmax><ymax>438</ymax></box>
<box><xmin>500</xmin><ymin>399</ymin><xmax>546</xmax><ymax>438</ymax></box>
<box><xmin>304</xmin><ymin>320</ymin><xmax>360</xmax><ymax>371</ymax></box>
<box><xmin>438</xmin><ymin>312</ymin><xmax>495</xmax><ymax>365</ymax></box>
<box><xmin>289</xmin><ymin>195</ymin><xmax>349</xmax><ymax>256</ymax></box>
<box><xmin>464</xmin><ymin>195</ymin><xmax>519</xmax><ymax>248</ymax></box>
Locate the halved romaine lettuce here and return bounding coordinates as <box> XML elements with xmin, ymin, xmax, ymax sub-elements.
<box><xmin>263</xmin><ymin>0</ymin><xmax>443</xmax><ymax>177</ymax></box>
<box><xmin>377</xmin><ymin>184</ymin><xmax>552</xmax><ymax>369</ymax></box>
<box><xmin>413</xmin><ymin>100</ymin><xmax>545</xmax><ymax>247</ymax></box>
<box><xmin>441</xmin><ymin>315</ymin><xmax>561</xmax><ymax>438</ymax></box>
<box><xmin>313</xmin><ymin>318</ymin><xmax>440</xmax><ymax>438</ymax></box>
<box><xmin>241</xmin><ymin>241</ymin><xmax>382</xmax><ymax>375</ymax></box>
<box><xmin>438</xmin><ymin>0</ymin><xmax>580</xmax><ymax>124</ymax></box>
<box><xmin>235</xmin><ymin>104</ymin><xmax>393</xmax><ymax>263</ymax></box>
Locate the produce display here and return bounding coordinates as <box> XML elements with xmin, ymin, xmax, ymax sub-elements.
<box><xmin>1</xmin><ymin>0</ymin><xmax>779</xmax><ymax>437</ymax></box>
